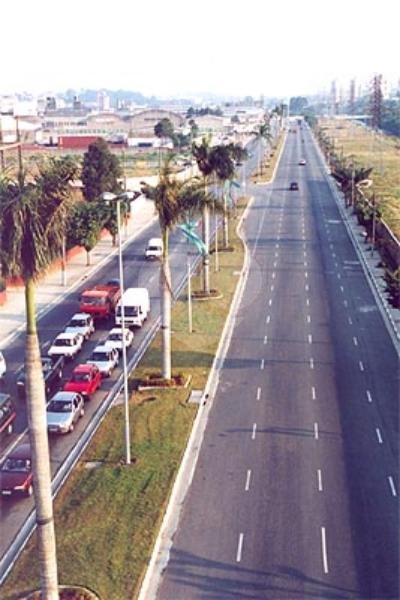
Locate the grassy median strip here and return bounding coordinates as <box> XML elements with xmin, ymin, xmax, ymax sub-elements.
<box><xmin>1</xmin><ymin>200</ymin><xmax>247</xmax><ymax>600</ymax></box>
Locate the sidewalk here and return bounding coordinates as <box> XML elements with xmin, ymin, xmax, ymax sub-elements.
<box><xmin>0</xmin><ymin>194</ymin><xmax>157</xmax><ymax>350</ymax></box>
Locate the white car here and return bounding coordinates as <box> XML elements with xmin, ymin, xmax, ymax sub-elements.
<box><xmin>86</xmin><ymin>345</ymin><xmax>119</xmax><ymax>377</ymax></box>
<box><xmin>65</xmin><ymin>313</ymin><xmax>95</xmax><ymax>340</ymax></box>
<box><xmin>145</xmin><ymin>237</ymin><xmax>163</xmax><ymax>260</ymax></box>
<box><xmin>0</xmin><ymin>352</ymin><xmax>6</xmax><ymax>379</ymax></box>
<box><xmin>48</xmin><ymin>332</ymin><xmax>84</xmax><ymax>360</ymax></box>
<box><xmin>46</xmin><ymin>391</ymin><xmax>84</xmax><ymax>434</ymax></box>
<box><xmin>105</xmin><ymin>327</ymin><xmax>134</xmax><ymax>353</ymax></box>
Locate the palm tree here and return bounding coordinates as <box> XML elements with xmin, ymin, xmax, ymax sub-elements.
<box><xmin>210</xmin><ymin>143</ymin><xmax>247</xmax><ymax>247</ymax></box>
<box><xmin>209</xmin><ymin>145</ymin><xmax>235</xmax><ymax>248</ymax></box>
<box><xmin>141</xmin><ymin>157</ymin><xmax>214</xmax><ymax>379</ymax></box>
<box><xmin>251</xmin><ymin>121</ymin><xmax>273</xmax><ymax>176</ymax></box>
<box><xmin>192</xmin><ymin>137</ymin><xmax>215</xmax><ymax>294</ymax></box>
<box><xmin>0</xmin><ymin>156</ymin><xmax>77</xmax><ymax>599</ymax></box>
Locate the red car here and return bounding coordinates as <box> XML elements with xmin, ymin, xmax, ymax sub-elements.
<box><xmin>0</xmin><ymin>443</ymin><xmax>33</xmax><ymax>497</ymax></box>
<box><xmin>63</xmin><ymin>364</ymin><xmax>101</xmax><ymax>398</ymax></box>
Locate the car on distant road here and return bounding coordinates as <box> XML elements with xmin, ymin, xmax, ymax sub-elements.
<box><xmin>299</xmin><ymin>159</ymin><xmax>306</xmax><ymax>166</ymax></box>
<box><xmin>48</xmin><ymin>332</ymin><xmax>84</xmax><ymax>360</ymax></box>
<box><xmin>0</xmin><ymin>352</ymin><xmax>6</xmax><ymax>379</ymax></box>
<box><xmin>105</xmin><ymin>327</ymin><xmax>134</xmax><ymax>353</ymax></box>
<box><xmin>87</xmin><ymin>345</ymin><xmax>119</xmax><ymax>377</ymax></box>
<box><xmin>145</xmin><ymin>238</ymin><xmax>163</xmax><ymax>260</ymax></box>
<box><xmin>64</xmin><ymin>313</ymin><xmax>95</xmax><ymax>340</ymax></box>
<box><xmin>46</xmin><ymin>391</ymin><xmax>85</xmax><ymax>434</ymax></box>
<box><xmin>0</xmin><ymin>444</ymin><xmax>33</xmax><ymax>497</ymax></box>
<box><xmin>0</xmin><ymin>393</ymin><xmax>16</xmax><ymax>435</ymax></box>
<box><xmin>63</xmin><ymin>364</ymin><xmax>102</xmax><ymax>398</ymax></box>
<box><xmin>289</xmin><ymin>181</ymin><xmax>299</xmax><ymax>191</ymax></box>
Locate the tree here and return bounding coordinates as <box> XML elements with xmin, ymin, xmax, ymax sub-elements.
<box><xmin>331</xmin><ymin>163</ymin><xmax>373</xmax><ymax>208</ymax></box>
<box><xmin>0</xmin><ymin>156</ymin><xmax>77</xmax><ymax>599</ymax></box>
<box><xmin>81</xmin><ymin>138</ymin><xmax>122</xmax><ymax>201</ymax></box>
<box><xmin>141</xmin><ymin>157</ymin><xmax>214</xmax><ymax>378</ymax></box>
<box><xmin>251</xmin><ymin>122</ymin><xmax>272</xmax><ymax>175</ymax></box>
<box><xmin>192</xmin><ymin>137</ymin><xmax>215</xmax><ymax>294</ymax></box>
<box><xmin>210</xmin><ymin>145</ymin><xmax>234</xmax><ymax>246</ymax></box>
<box><xmin>67</xmin><ymin>202</ymin><xmax>103</xmax><ymax>264</ymax></box>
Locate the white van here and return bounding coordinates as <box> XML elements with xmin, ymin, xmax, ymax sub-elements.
<box><xmin>115</xmin><ymin>288</ymin><xmax>150</xmax><ymax>327</ymax></box>
<box><xmin>145</xmin><ymin>237</ymin><xmax>163</xmax><ymax>260</ymax></box>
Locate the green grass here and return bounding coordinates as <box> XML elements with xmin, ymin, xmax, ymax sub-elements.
<box><xmin>0</xmin><ymin>203</ymin><xmax>247</xmax><ymax>600</ymax></box>
<box><xmin>319</xmin><ymin>118</ymin><xmax>400</xmax><ymax>240</ymax></box>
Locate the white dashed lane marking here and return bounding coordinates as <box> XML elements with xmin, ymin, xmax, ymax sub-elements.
<box><xmin>236</xmin><ymin>533</ymin><xmax>244</xmax><ymax>562</ymax></box>
<box><xmin>388</xmin><ymin>477</ymin><xmax>397</xmax><ymax>497</ymax></box>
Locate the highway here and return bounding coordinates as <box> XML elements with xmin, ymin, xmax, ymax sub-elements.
<box><xmin>156</xmin><ymin>125</ymin><xmax>399</xmax><ymax>599</ymax></box>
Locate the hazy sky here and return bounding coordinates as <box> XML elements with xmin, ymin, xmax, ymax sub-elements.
<box><xmin>2</xmin><ymin>0</ymin><xmax>399</xmax><ymax>98</ymax></box>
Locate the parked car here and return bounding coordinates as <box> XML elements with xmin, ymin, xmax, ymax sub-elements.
<box><xmin>16</xmin><ymin>356</ymin><xmax>64</xmax><ymax>398</ymax></box>
<box><xmin>87</xmin><ymin>345</ymin><xmax>119</xmax><ymax>377</ymax></box>
<box><xmin>299</xmin><ymin>159</ymin><xmax>306</xmax><ymax>166</ymax></box>
<box><xmin>0</xmin><ymin>393</ymin><xmax>16</xmax><ymax>435</ymax></box>
<box><xmin>48</xmin><ymin>332</ymin><xmax>84</xmax><ymax>360</ymax></box>
<box><xmin>0</xmin><ymin>351</ymin><xmax>6</xmax><ymax>379</ymax></box>
<box><xmin>0</xmin><ymin>444</ymin><xmax>33</xmax><ymax>497</ymax></box>
<box><xmin>64</xmin><ymin>313</ymin><xmax>95</xmax><ymax>340</ymax></box>
<box><xmin>145</xmin><ymin>237</ymin><xmax>163</xmax><ymax>260</ymax></box>
<box><xmin>63</xmin><ymin>364</ymin><xmax>102</xmax><ymax>398</ymax></box>
<box><xmin>105</xmin><ymin>327</ymin><xmax>134</xmax><ymax>353</ymax></box>
<box><xmin>46</xmin><ymin>391</ymin><xmax>85</xmax><ymax>434</ymax></box>
<box><xmin>289</xmin><ymin>181</ymin><xmax>299</xmax><ymax>191</ymax></box>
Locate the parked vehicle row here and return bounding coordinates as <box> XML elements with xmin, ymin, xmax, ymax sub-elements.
<box><xmin>1</xmin><ymin>281</ymin><xmax>151</xmax><ymax>498</ymax></box>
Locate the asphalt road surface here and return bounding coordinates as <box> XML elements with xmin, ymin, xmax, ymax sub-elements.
<box><xmin>157</xmin><ymin>125</ymin><xmax>399</xmax><ymax>599</ymax></box>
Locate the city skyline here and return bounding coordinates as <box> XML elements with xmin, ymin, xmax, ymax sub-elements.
<box><xmin>1</xmin><ymin>0</ymin><xmax>399</xmax><ymax>98</ymax></box>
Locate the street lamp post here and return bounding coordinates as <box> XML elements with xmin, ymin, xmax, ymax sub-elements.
<box><xmin>102</xmin><ymin>191</ymin><xmax>134</xmax><ymax>465</ymax></box>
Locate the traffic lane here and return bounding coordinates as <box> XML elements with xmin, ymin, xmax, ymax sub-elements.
<box><xmin>258</xmin><ymin>289</ymin><xmax>359</xmax><ymax>594</ymax></box>
<box><xmin>309</xmin><ymin>177</ymin><xmax>399</xmax><ymax>457</ymax></box>
<box><xmin>158</xmin><ymin>218</ymin><xmax>341</xmax><ymax>597</ymax></box>
<box><xmin>306</xmin><ymin>172</ymin><xmax>399</xmax><ymax>593</ymax></box>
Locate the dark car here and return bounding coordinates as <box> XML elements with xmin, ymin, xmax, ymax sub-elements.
<box><xmin>0</xmin><ymin>393</ymin><xmax>16</xmax><ymax>435</ymax></box>
<box><xmin>289</xmin><ymin>181</ymin><xmax>299</xmax><ymax>191</ymax></box>
<box><xmin>0</xmin><ymin>444</ymin><xmax>33</xmax><ymax>497</ymax></box>
<box><xmin>16</xmin><ymin>356</ymin><xmax>64</xmax><ymax>398</ymax></box>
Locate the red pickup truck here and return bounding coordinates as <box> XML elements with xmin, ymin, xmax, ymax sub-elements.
<box><xmin>79</xmin><ymin>281</ymin><xmax>121</xmax><ymax>319</ymax></box>
<box><xmin>63</xmin><ymin>364</ymin><xmax>102</xmax><ymax>398</ymax></box>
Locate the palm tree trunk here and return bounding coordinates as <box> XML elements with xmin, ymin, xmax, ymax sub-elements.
<box><xmin>222</xmin><ymin>187</ymin><xmax>229</xmax><ymax>248</ymax></box>
<box><xmin>201</xmin><ymin>201</ymin><xmax>210</xmax><ymax>295</ymax></box>
<box><xmin>25</xmin><ymin>278</ymin><xmax>59</xmax><ymax>600</ymax></box>
<box><xmin>160</xmin><ymin>228</ymin><xmax>171</xmax><ymax>380</ymax></box>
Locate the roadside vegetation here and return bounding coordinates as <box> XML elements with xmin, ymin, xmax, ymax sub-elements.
<box><xmin>314</xmin><ymin>118</ymin><xmax>400</xmax><ymax>308</ymax></box>
<box><xmin>316</xmin><ymin>118</ymin><xmax>400</xmax><ymax>240</ymax></box>
<box><xmin>0</xmin><ymin>198</ymin><xmax>248</xmax><ymax>600</ymax></box>
<box><xmin>251</xmin><ymin>129</ymin><xmax>285</xmax><ymax>184</ymax></box>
